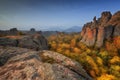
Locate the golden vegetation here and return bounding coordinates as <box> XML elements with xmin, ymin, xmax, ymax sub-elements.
<box><xmin>48</xmin><ymin>32</ymin><xmax>120</xmax><ymax>80</ymax></box>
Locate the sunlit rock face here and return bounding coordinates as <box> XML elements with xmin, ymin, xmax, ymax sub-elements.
<box><xmin>95</xmin><ymin>27</ymin><xmax>105</xmax><ymax>47</ymax></box>
<box><xmin>81</xmin><ymin>26</ymin><xmax>97</xmax><ymax>46</ymax></box>
<box><xmin>80</xmin><ymin>11</ymin><xmax>120</xmax><ymax>48</ymax></box>
<box><xmin>0</xmin><ymin>46</ymin><xmax>93</xmax><ymax>80</ymax></box>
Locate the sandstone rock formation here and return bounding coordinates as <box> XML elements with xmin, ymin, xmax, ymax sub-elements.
<box><xmin>80</xmin><ymin>11</ymin><xmax>120</xmax><ymax>47</ymax></box>
<box><xmin>0</xmin><ymin>46</ymin><xmax>93</xmax><ymax>80</ymax></box>
<box><xmin>0</xmin><ymin>34</ymin><xmax>48</xmax><ymax>50</ymax></box>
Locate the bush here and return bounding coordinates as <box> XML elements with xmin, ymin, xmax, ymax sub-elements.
<box><xmin>113</xmin><ymin>36</ymin><xmax>120</xmax><ymax>49</ymax></box>
<box><xmin>18</xmin><ymin>31</ymin><xmax>25</xmax><ymax>35</ymax></box>
<box><xmin>97</xmin><ymin>74</ymin><xmax>116</xmax><ymax>80</ymax></box>
<box><xmin>109</xmin><ymin>56</ymin><xmax>120</xmax><ymax>64</ymax></box>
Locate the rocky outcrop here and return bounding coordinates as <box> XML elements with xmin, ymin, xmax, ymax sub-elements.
<box><xmin>0</xmin><ymin>28</ymin><xmax>42</xmax><ymax>37</ymax></box>
<box><xmin>0</xmin><ymin>28</ymin><xmax>19</xmax><ymax>37</ymax></box>
<box><xmin>80</xmin><ymin>11</ymin><xmax>120</xmax><ymax>47</ymax></box>
<box><xmin>0</xmin><ymin>46</ymin><xmax>93</xmax><ymax>80</ymax></box>
<box><xmin>0</xmin><ymin>34</ymin><xmax>48</xmax><ymax>50</ymax></box>
<box><xmin>0</xmin><ymin>38</ymin><xmax>18</xmax><ymax>47</ymax></box>
<box><xmin>18</xmin><ymin>34</ymin><xmax>48</xmax><ymax>50</ymax></box>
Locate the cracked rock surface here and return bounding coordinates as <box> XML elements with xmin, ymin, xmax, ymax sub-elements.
<box><xmin>0</xmin><ymin>46</ymin><xmax>92</xmax><ymax>80</ymax></box>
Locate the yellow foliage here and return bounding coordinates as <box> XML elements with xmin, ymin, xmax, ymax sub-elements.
<box><xmin>110</xmin><ymin>65</ymin><xmax>120</xmax><ymax>79</ymax></box>
<box><xmin>110</xmin><ymin>56</ymin><xmax>120</xmax><ymax>64</ymax></box>
<box><xmin>86</xmin><ymin>48</ymin><xmax>91</xmax><ymax>54</ymax></box>
<box><xmin>70</xmin><ymin>39</ymin><xmax>76</xmax><ymax>47</ymax></box>
<box><xmin>96</xmin><ymin>57</ymin><xmax>103</xmax><ymax>66</ymax></box>
<box><xmin>86</xmin><ymin>56</ymin><xmax>99</xmax><ymax>75</ymax></box>
<box><xmin>99</xmin><ymin>67</ymin><xmax>107</xmax><ymax>74</ymax></box>
<box><xmin>111</xmin><ymin>65</ymin><xmax>120</xmax><ymax>71</ymax></box>
<box><xmin>48</xmin><ymin>33</ymin><xmax>120</xmax><ymax>80</ymax></box>
<box><xmin>56</xmin><ymin>48</ymin><xmax>63</xmax><ymax>53</ymax></box>
<box><xmin>77</xmin><ymin>42</ymin><xmax>87</xmax><ymax>50</ymax></box>
<box><xmin>61</xmin><ymin>43</ymin><xmax>70</xmax><ymax>49</ymax></box>
<box><xmin>97</xmin><ymin>74</ymin><xmax>116</xmax><ymax>80</ymax></box>
<box><xmin>114</xmin><ymin>65</ymin><xmax>120</xmax><ymax>71</ymax></box>
<box><xmin>99</xmin><ymin>51</ymin><xmax>109</xmax><ymax>57</ymax></box>
<box><xmin>51</xmin><ymin>42</ymin><xmax>57</xmax><ymax>50</ymax></box>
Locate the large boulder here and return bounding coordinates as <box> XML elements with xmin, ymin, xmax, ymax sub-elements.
<box><xmin>18</xmin><ymin>34</ymin><xmax>48</xmax><ymax>50</ymax></box>
<box><xmin>0</xmin><ymin>34</ymin><xmax>48</xmax><ymax>50</ymax></box>
<box><xmin>0</xmin><ymin>46</ymin><xmax>93</xmax><ymax>80</ymax></box>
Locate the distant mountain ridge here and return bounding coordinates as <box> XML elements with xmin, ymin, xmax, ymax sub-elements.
<box><xmin>64</xmin><ymin>26</ymin><xmax>82</xmax><ymax>32</ymax></box>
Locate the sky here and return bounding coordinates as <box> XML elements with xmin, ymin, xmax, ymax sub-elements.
<box><xmin>0</xmin><ymin>0</ymin><xmax>120</xmax><ymax>31</ymax></box>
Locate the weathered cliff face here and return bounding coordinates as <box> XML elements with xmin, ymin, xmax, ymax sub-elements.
<box><xmin>0</xmin><ymin>46</ymin><xmax>93</xmax><ymax>80</ymax></box>
<box><xmin>80</xmin><ymin>11</ymin><xmax>120</xmax><ymax>47</ymax></box>
<box><xmin>81</xmin><ymin>26</ymin><xmax>97</xmax><ymax>46</ymax></box>
<box><xmin>0</xmin><ymin>34</ymin><xmax>48</xmax><ymax>50</ymax></box>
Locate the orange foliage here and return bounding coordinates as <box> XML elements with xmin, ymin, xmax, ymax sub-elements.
<box><xmin>64</xmin><ymin>49</ymin><xmax>70</xmax><ymax>55</ymax></box>
<box><xmin>113</xmin><ymin>36</ymin><xmax>120</xmax><ymax>49</ymax></box>
<box><xmin>73</xmin><ymin>47</ymin><xmax>81</xmax><ymax>53</ymax></box>
<box><xmin>77</xmin><ymin>42</ymin><xmax>87</xmax><ymax>50</ymax></box>
<box><xmin>105</xmin><ymin>41</ymin><xmax>117</xmax><ymax>56</ymax></box>
<box><xmin>56</xmin><ymin>48</ymin><xmax>63</xmax><ymax>53</ymax></box>
<box><xmin>48</xmin><ymin>35</ymin><xmax>57</xmax><ymax>41</ymax></box>
<box><xmin>61</xmin><ymin>43</ymin><xmax>70</xmax><ymax>49</ymax></box>
<box><xmin>70</xmin><ymin>39</ymin><xmax>76</xmax><ymax>47</ymax></box>
<box><xmin>50</xmin><ymin>41</ymin><xmax>57</xmax><ymax>50</ymax></box>
<box><xmin>97</xmin><ymin>74</ymin><xmax>116</xmax><ymax>80</ymax></box>
<box><xmin>5</xmin><ymin>36</ymin><xmax>22</xmax><ymax>39</ymax></box>
<box><xmin>89</xmin><ymin>70</ymin><xmax>96</xmax><ymax>78</ymax></box>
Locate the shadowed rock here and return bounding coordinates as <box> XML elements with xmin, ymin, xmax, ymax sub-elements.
<box><xmin>0</xmin><ymin>34</ymin><xmax>48</xmax><ymax>50</ymax></box>
<box><xmin>0</xmin><ymin>38</ymin><xmax>18</xmax><ymax>47</ymax></box>
<box><xmin>18</xmin><ymin>34</ymin><xmax>48</xmax><ymax>50</ymax></box>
